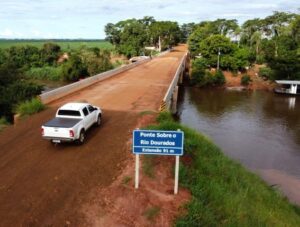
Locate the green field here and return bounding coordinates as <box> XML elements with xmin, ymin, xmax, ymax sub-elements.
<box><xmin>0</xmin><ymin>39</ymin><xmax>113</xmax><ymax>50</ymax></box>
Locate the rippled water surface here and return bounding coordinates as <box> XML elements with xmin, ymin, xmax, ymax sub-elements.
<box><xmin>178</xmin><ymin>87</ymin><xmax>300</xmax><ymax>204</ymax></box>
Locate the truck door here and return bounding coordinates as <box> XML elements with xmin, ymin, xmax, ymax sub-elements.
<box><xmin>88</xmin><ymin>105</ymin><xmax>97</xmax><ymax>123</ymax></box>
<box><xmin>82</xmin><ymin>107</ymin><xmax>93</xmax><ymax>129</ymax></box>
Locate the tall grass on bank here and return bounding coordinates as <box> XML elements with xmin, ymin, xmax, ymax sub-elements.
<box><xmin>25</xmin><ymin>66</ymin><xmax>63</xmax><ymax>81</ymax></box>
<box><xmin>16</xmin><ymin>98</ymin><xmax>45</xmax><ymax>117</ymax></box>
<box><xmin>147</xmin><ymin>112</ymin><xmax>300</xmax><ymax>226</ymax></box>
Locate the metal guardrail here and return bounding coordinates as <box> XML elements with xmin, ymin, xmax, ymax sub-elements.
<box><xmin>160</xmin><ymin>53</ymin><xmax>187</xmax><ymax>111</ymax></box>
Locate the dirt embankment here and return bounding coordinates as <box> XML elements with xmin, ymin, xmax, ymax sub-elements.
<box><xmin>223</xmin><ymin>65</ymin><xmax>275</xmax><ymax>91</ymax></box>
<box><xmin>82</xmin><ymin>114</ymin><xmax>190</xmax><ymax>227</ymax></box>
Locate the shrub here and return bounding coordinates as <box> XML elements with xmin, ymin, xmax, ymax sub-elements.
<box><xmin>61</xmin><ymin>55</ymin><xmax>89</xmax><ymax>82</ymax></box>
<box><xmin>16</xmin><ymin>98</ymin><xmax>45</xmax><ymax>117</ymax></box>
<box><xmin>143</xmin><ymin>206</ymin><xmax>160</xmax><ymax>221</ymax></box>
<box><xmin>0</xmin><ymin>117</ymin><xmax>9</xmax><ymax>131</ymax></box>
<box><xmin>190</xmin><ymin>59</ymin><xmax>206</xmax><ymax>86</ymax></box>
<box><xmin>259</xmin><ymin>67</ymin><xmax>275</xmax><ymax>81</ymax></box>
<box><xmin>213</xmin><ymin>70</ymin><xmax>226</xmax><ymax>85</ymax></box>
<box><xmin>241</xmin><ymin>74</ymin><xmax>252</xmax><ymax>86</ymax></box>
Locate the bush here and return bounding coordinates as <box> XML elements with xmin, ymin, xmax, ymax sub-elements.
<box><xmin>0</xmin><ymin>117</ymin><xmax>9</xmax><ymax>131</ymax></box>
<box><xmin>16</xmin><ymin>98</ymin><xmax>45</xmax><ymax>117</ymax></box>
<box><xmin>241</xmin><ymin>74</ymin><xmax>252</xmax><ymax>85</ymax></box>
<box><xmin>213</xmin><ymin>70</ymin><xmax>226</xmax><ymax>85</ymax></box>
<box><xmin>191</xmin><ymin>59</ymin><xmax>225</xmax><ymax>87</ymax></box>
<box><xmin>259</xmin><ymin>67</ymin><xmax>275</xmax><ymax>81</ymax></box>
<box><xmin>25</xmin><ymin>66</ymin><xmax>63</xmax><ymax>81</ymax></box>
<box><xmin>61</xmin><ymin>55</ymin><xmax>89</xmax><ymax>82</ymax></box>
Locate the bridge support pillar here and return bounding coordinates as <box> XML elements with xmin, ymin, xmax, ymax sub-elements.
<box><xmin>171</xmin><ymin>86</ymin><xmax>179</xmax><ymax>114</ymax></box>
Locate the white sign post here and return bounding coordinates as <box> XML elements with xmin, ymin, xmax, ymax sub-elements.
<box><xmin>174</xmin><ymin>155</ymin><xmax>180</xmax><ymax>194</ymax></box>
<box><xmin>132</xmin><ymin>129</ymin><xmax>184</xmax><ymax>194</ymax></box>
<box><xmin>135</xmin><ymin>154</ymin><xmax>139</xmax><ymax>189</ymax></box>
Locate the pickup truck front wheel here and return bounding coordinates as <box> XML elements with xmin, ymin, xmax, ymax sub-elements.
<box><xmin>77</xmin><ymin>130</ymin><xmax>85</xmax><ymax>145</ymax></box>
<box><xmin>95</xmin><ymin>114</ymin><xmax>101</xmax><ymax>127</ymax></box>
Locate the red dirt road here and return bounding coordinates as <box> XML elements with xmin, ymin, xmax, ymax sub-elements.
<box><xmin>0</xmin><ymin>45</ymin><xmax>187</xmax><ymax>226</ymax></box>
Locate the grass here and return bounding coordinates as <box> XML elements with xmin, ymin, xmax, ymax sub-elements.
<box><xmin>143</xmin><ymin>206</ymin><xmax>161</xmax><ymax>221</ymax></box>
<box><xmin>0</xmin><ymin>117</ymin><xmax>9</xmax><ymax>132</ymax></box>
<box><xmin>122</xmin><ymin>176</ymin><xmax>132</xmax><ymax>185</ymax></box>
<box><xmin>0</xmin><ymin>39</ymin><xmax>113</xmax><ymax>51</ymax></box>
<box><xmin>25</xmin><ymin>66</ymin><xmax>63</xmax><ymax>81</ymax></box>
<box><xmin>142</xmin><ymin>156</ymin><xmax>155</xmax><ymax>178</ymax></box>
<box><xmin>139</xmin><ymin>110</ymin><xmax>157</xmax><ymax>116</ymax></box>
<box><xmin>16</xmin><ymin>98</ymin><xmax>45</xmax><ymax>117</ymax></box>
<box><xmin>146</xmin><ymin>112</ymin><xmax>300</xmax><ymax>226</ymax></box>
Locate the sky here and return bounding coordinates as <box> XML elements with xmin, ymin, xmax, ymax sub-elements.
<box><xmin>0</xmin><ymin>0</ymin><xmax>299</xmax><ymax>39</ymax></box>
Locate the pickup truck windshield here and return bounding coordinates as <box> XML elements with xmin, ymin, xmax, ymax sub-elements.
<box><xmin>58</xmin><ymin>110</ymin><xmax>81</xmax><ymax>117</ymax></box>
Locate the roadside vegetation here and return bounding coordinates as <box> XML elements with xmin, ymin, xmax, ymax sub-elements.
<box><xmin>0</xmin><ymin>41</ymin><xmax>113</xmax><ymax>123</ymax></box>
<box><xmin>0</xmin><ymin>117</ymin><xmax>8</xmax><ymax>132</ymax></box>
<box><xmin>16</xmin><ymin>98</ymin><xmax>45</xmax><ymax>117</ymax></box>
<box><xmin>147</xmin><ymin>112</ymin><xmax>300</xmax><ymax>226</ymax></box>
<box><xmin>187</xmin><ymin>11</ymin><xmax>300</xmax><ymax>87</ymax></box>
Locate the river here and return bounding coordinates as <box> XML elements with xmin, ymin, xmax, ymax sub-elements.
<box><xmin>178</xmin><ymin>87</ymin><xmax>300</xmax><ymax>205</ymax></box>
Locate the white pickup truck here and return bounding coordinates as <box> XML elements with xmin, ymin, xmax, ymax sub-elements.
<box><xmin>41</xmin><ymin>102</ymin><xmax>102</xmax><ymax>144</ymax></box>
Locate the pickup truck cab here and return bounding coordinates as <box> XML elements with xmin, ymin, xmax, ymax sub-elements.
<box><xmin>41</xmin><ymin>102</ymin><xmax>102</xmax><ymax>144</ymax></box>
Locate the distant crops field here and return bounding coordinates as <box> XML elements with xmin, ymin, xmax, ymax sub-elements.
<box><xmin>0</xmin><ymin>39</ymin><xmax>113</xmax><ymax>50</ymax></box>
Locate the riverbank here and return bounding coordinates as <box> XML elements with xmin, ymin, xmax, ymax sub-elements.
<box><xmin>149</xmin><ymin>112</ymin><xmax>300</xmax><ymax>226</ymax></box>
<box><xmin>223</xmin><ymin>64</ymin><xmax>276</xmax><ymax>91</ymax></box>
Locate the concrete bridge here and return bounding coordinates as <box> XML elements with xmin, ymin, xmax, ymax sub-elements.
<box><xmin>0</xmin><ymin>45</ymin><xmax>188</xmax><ymax>226</ymax></box>
<box><xmin>40</xmin><ymin>45</ymin><xmax>188</xmax><ymax>113</ymax></box>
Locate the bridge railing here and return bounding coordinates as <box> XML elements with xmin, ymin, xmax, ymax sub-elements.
<box><xmin>39</xmin><ymin>58</ymin><xmax>151</xmax><ymax>104</ymax></box>
<box><xmin>160</xmin><ymin>52</ymin><xmax>187</xmax><ymax>111</ymax></box>
<box><xmin>40</xmin><ymin>50</ymin><xmax>172</xmax><ymax>104</ymax></box>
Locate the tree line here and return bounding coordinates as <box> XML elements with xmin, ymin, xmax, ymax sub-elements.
<box><xmin>187</xmin><ymin>11</ymin><xmax>300</xmax><ymax>86</ymax></box>
<box><xmin>105</xmin><ymin>16</ymin><xmax>182</xmax><ymax>58</ymax></box>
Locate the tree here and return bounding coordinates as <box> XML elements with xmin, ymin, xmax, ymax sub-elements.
<box><xmin>265</xmin><ymin>35</ymin><xmax>300</xmax><ymax>80</ymax></box>
<box><xmin>198</xmin><ymin>34</ymin><xmax>236</xmax><ymax>68</ymax></box>
<box><xmin>105</xmin><ymin>17</ymin><xmax>181</xmax><ymax>58</ymax></box>
<box><xmin>80</xmin><ymin>48</ymin><xmax>113</xmax><ymax>76</ymax></box>
<box><xmin>61</xmin><ymin>55</ymin><xmax>88</xmax><ymax>81</ymax></box>
<box><xmin>262</xmin><ymin>11</ymin><xmax>296</xmax><ymax>57</ymax></box>
<box><xmin>149</xmin><ymin>21</ymin><xmax>181</xmax><ymax>49</ymax></box>
<box><xmin>180</xmin><ymin>23</ymin><xmax>196</xmax><ymax>42</ymax></box>
<box><xmin>250</xmin><ymin>31</ymin><xmax>262</xmax><ymax>62</ymax></box>
<box><xmin>41</xmin><ymin>43</ymin><xmax>61</xmax><ymax>65</ymax></box>
<box><xmin>0</xmin><ymin>62</ymin><xmax>42</xmax><ymax>122</ymax></box>
<box><xmin>211</xmin><ymin>19</ymin><xmax>238</xmax><ymax>36</ymax></box>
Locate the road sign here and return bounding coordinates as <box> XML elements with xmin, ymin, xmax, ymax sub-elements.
<box><xmin>132</xmin><ymin>129</ymin><xmax>184</xmax><ymax>194</ymax></box>
<box><xmin>133</xmin><ymin>130</ymin><xmax>184</xmax><ymax>156</ymax></box>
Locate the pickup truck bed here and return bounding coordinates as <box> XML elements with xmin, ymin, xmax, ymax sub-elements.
<box><xmin>43</xmin><ymin>118</ymin><xmax>81</xmax><ymax>128</ymax></box>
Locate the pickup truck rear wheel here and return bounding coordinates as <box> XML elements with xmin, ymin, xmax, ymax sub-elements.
<box><xmin>78</xmin><ymin>130</ymin><xmax>85</xmax><ymax>145</ymax></box>
<box><xmin>95</xmin><ymin>114</ymin><xmax>101</xmax><ymax>127</ymax></box>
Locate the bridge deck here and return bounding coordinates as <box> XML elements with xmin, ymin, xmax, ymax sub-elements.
<box><xmin>52</xmin><ymin>44</ymin><xmax>187</xmax><ymax>112</ymax></box>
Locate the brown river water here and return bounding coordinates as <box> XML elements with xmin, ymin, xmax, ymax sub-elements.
<box><xmin>178</xmin><ymin>87</ymin><xmax>300</xmax><ymax>205</ymax></box>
